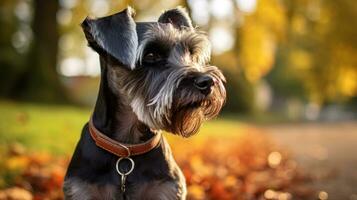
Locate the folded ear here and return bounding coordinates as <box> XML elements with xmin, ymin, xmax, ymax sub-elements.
<box><xmin>158</xmin><ymin>6</ymin><xmax>193</xmax><ymax>30</ymax></box>
<box><xmin>81</xmin><ymin>7</ymin><xmax>138</xmax><ymax>69</ymax></box>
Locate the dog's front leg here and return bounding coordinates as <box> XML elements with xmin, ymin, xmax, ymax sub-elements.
<box><xmin>63</xmin><ymin>178</ymin><xmax>120</xmax><ymax>200</ymax></box>
<box><xmin>132</xmin><ymin>181</ymin><xmax>186</xmax><ymax>200</ymax></box>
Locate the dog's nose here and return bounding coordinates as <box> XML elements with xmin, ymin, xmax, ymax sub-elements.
<box><xmin>194</xmin><ymin>75</ymin><xmax>214</xmax><ymax>93</ymax></box>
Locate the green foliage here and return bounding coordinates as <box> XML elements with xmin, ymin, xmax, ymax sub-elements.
<box><xmin>266</xmin><ymin>47</ymin><xmax>307</xmax><ymax>99</ymax></box>
<box><xmin>270</xmin><ymin>0</ymin><xmax>357</xmax><ymax>104</ymax></box>
<box><xmin>222</xmin><ymin>70</ymin><xmax>256</xmax><ymax>113</ymax></box>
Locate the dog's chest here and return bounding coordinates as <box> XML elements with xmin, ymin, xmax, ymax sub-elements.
<box><xmin>64</xmin><ymin>134</ymin><xmax>186</xmax><ymax>199</ymax></box>
<box><xmin>63</xmin><ymin>177</ymin><xmax>184</xmax><ymax>200</ymax></box>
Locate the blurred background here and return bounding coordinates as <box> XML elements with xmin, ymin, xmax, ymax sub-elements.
<box><xmin>0</xmin><ymin>0</ymin><xmax>356</xmax><ymax>199</ymax></box>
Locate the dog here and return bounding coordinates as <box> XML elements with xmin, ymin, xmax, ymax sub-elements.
<box><xmin>63</xmin><ymin>6</ymin><xmax>226</xmax><ymax>200</ymax></box>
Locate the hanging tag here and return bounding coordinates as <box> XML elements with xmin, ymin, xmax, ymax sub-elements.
<box><xmin>116</xmin><ymin>157</ymin><xmax>135</xmax><ymax>192</ymax></box>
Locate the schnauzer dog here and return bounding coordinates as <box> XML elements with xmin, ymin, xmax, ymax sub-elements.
<box><xmin>64</xmin><ymin>6</ymin><xmax>226</xmax><ymax>200</ymax></box>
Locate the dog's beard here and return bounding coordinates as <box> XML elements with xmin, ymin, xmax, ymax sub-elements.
<box><xmin>124</xmin><ymin>66</ymin><xmax>226</xmax><ymax>137</ymax></box>
<box><xmin>169</xmin><ymin>76</ymin><xmax>226</xmax><ymax>137</ymax></box>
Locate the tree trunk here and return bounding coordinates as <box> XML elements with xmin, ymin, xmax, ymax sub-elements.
<box><xmin>0</xmin><ymin>1</ymin><xmax>24</xmax><ymax>97</ymax></box>
<box><xmin>11</xmin><ymin>0</ymin><xmax>67</xmax><ymax>103</ymax></box>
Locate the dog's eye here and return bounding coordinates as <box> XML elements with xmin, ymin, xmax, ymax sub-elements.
<box><xmin>143</xmin><ymin>52</ymin><xmax>162</xmax><ymax>64</ymax></box>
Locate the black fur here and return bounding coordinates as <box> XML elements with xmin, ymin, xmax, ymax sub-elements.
<box><xmin>64</xmin><ymin>57</ymin><xmax>185</xmax><ymax>200</ymax></box>
<box><xmin>158</xmin><ymin>7</ymin><xmax>193</xmax><ymax>29</ymax></box>
<box><xmin>82</xmin><ymin>8</ymin><xmax>138</xmax><ymax>69</ymax></box>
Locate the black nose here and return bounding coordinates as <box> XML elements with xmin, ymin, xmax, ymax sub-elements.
<box><xmin>194</xmin><ymin>75</ymin><xmax>214</xmax><ymax>93</ymax></box>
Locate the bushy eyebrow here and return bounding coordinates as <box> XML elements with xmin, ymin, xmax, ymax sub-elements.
<box><xmin>181</xmin><ymin>33</ymin><xmax>211</xmax><ymax>64</ymax></box>
<box><xmin>137</xmin><ymin>24</ymin><xmax>211</xmax><ymax>65</ymax></box>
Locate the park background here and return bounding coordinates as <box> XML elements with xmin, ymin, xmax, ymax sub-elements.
<box><xmin>0</xmin><ymin>0</ymin><xmax>356</xmax><ymax>199</ymax></box>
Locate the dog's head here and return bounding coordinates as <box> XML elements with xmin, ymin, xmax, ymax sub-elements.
<box><xmin>82</xmin><ymin>7</ymin><xmax>226</xmax><ymax>137</ymax></box>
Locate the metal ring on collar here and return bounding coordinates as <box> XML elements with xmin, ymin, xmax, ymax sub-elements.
<box><xmin>115</xmin><ymin>157</ymin><xmax>135</xmax><ymax>176</ymax></box>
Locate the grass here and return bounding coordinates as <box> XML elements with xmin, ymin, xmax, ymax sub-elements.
<box><xmin>0</xmin><ymin>100</ymin><xmax>247</xmax><ymax>155</ymax></box>
<box><xmin>0</xmin><ymin>101</ymin><xmax>90</xmax><ymax>155</ymax></box>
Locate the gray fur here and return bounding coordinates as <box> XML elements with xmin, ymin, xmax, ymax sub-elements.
<box><xmin>124</xmin><ymin>23</ymin><xmax>224</xmax><ymax>136</ymax></box>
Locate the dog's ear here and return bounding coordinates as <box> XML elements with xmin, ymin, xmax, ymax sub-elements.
<box><xmin>158</xmin><ymin>7</ymin><xmax>193</xmax><ymax>30</ymax></box>
<box><xmin>81</xmin><ymin>7</ymin><xmax>138</xmax><ymax>69</ymax></box>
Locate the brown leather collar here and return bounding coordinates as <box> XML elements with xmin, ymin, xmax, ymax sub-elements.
<box><xmin>88</xmin><ymin>117</ymin><xmax>162</xmax><ymax>157</ymax></box>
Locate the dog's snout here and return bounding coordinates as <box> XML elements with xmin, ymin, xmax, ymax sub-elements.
<box><xmin>194</xmin><ymin>75</ymin><xmax>214</xmax><ymax>94</ymax></box>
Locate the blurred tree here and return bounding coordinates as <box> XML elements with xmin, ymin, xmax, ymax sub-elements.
<box><xmin>238</xmin><ymin>0</ymin><xmax>286</xmax><ymax>83</ymax></box>
<box><xmin>10</xmin><ymin>0</ymin><xmax>66</xmax><ymax>102</ymax></box>
<box><xmin>266</xmin><ymin>0</ymin><xmax>308</xmax><ymax>101</ymax></box>
<box><xmin>220</xmin><ymin>0</ymin><xmax>287</xmax><ymax>113</ymax></box>
<box><xmin>1</xmin><ymin>0</ymin><xmax>356</xmax><ymax>110</ymax></box>
<box><xmin>212</xmin><ymin>51</ymin><xmax>256</xmax><ymax>113</ymax></box>
<box><xmin>223</xmin><ymin>70</ymin><xmax>255</xmax><ymax>113</ymax></box>
<box><xmin>268</xmin><ymin>0</ymin><xmax>357</xmax><ymax>105</ymax></box>
<box><xmin>311</xmin><ymin>0</ymin><xmax>357</xmax><ymax>103</ymax></box>
<box><xmin>0</xmin><ymin>1</ymin><xmax>23</xmax><ymax>97</ymax></box>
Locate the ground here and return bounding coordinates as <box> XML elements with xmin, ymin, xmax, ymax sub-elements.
<box><xmin>262</xmin><ymin>122</ymin><xmax>357</xmax><ymax>200</ymax></box>
<box><xmin>0</xmin><ymin>101</ymin><xmax>356</xmax><ymax>200</ymax></box>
